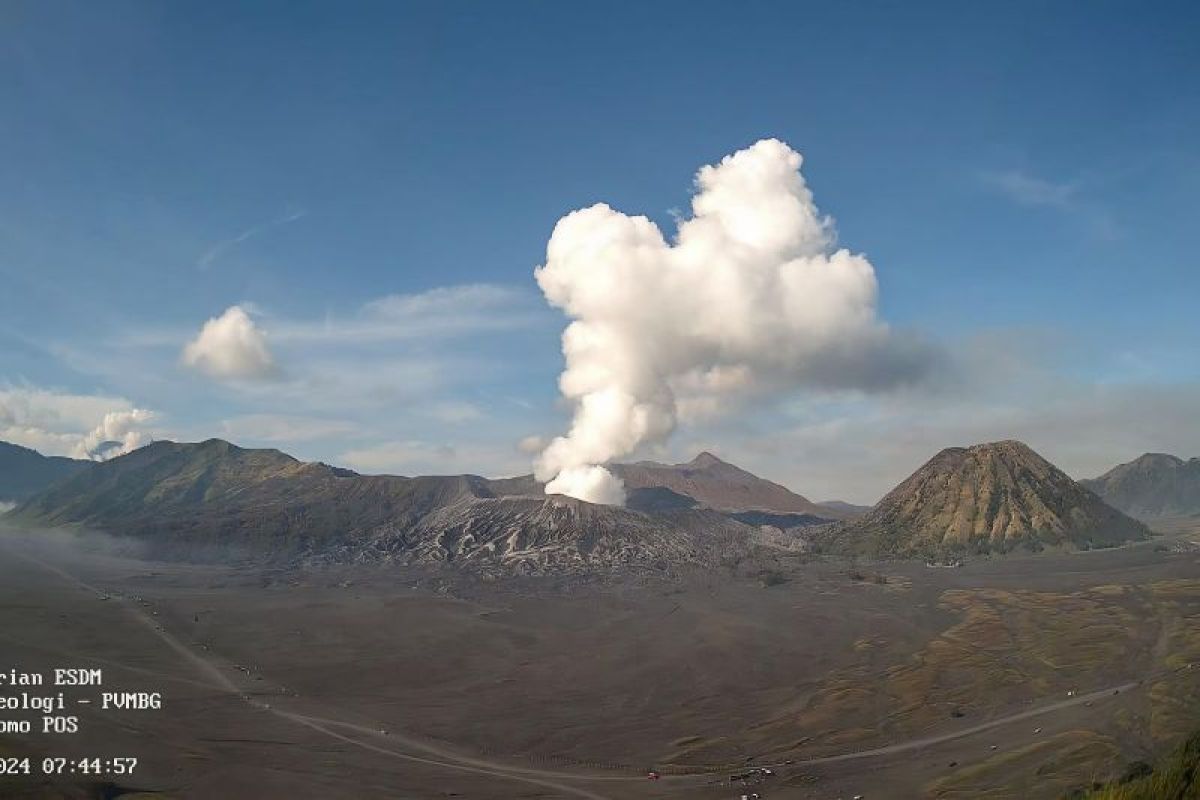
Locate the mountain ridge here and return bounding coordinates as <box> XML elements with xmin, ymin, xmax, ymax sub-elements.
<box><xmin>459</xmin><ymin>450</ymin><xmax>851</xmax><ymax>523</ymax></box>
<box><xmin>610</xmin><ymin>451</ymin><xmax>852</xmax><ymax>521</ymax></box>
<box><xmin>816</xmin><ymin>440</ymin><xmax>1148</xmax><ymax>557</ymax></box>
<box><xmin>1081</xmin><ymin>452</ymin><xmax>1200</xmax><ymax>520</ymax></box>
<box><xmin>6</xmin><ymin>439</ymin><xmax>790</xmax><ymax>573</ymax></box>
<box><xmin>0</xmin><ymin>441</ymin><xmax>90</xmax><ymax>502</ymax></box>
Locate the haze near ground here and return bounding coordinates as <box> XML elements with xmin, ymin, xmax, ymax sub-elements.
<box><xmin>2</xmin><ymin>517</ymin><xmax>1199</xmax><ymax>799</ymax></box>
<box><xmin>2</xmin><ymin>441</ymin><xmax>1199</xmax><ymax>799</ymax></box>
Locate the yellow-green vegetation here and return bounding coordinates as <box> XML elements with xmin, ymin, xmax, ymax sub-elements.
<box><xmin>835</xmin><ymin>441</ymin><xmax>1149</xmax><ymax>557</ymax></box>
<box><xmin>754</xmin><ymin>586</ymin><xmax>1148</xmax><ymax>753</ymax></box>
<box><xmin>928</xmin><ymin>730</ymin><xmax>1121</xmax><ymax>799</ymax></box>
<box><xmin>665</xmin><ymin>577</ymin><xmax>1200</xmax><ymax>775</ymax></box>
<box><xmin>1071</xmin><ymin>729</ymin><xmax>1200</xmax><ymax>799</ymax></box>
<box><xmin>1145</xmin><ymin>580</ymin><xmax>1200</xmax><ymax>741</ymax></box>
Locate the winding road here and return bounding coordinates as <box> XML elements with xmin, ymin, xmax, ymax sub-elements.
<box><xmin>1</xmin><ymin>540</ymin><xmax>1159</xmax><ymax>799</ymax></box>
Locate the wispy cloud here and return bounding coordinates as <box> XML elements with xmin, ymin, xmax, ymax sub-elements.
<box><xmin>979</xmin><ymin>169</ymin><xmax>1076</xmax><ymax>208</ymax></box>
<box><xmin>338</xmin><ymin>438</ymin><xmax>531</xmax><ymax>477</ymax></box>
<box><xmin>271</xmin><ymin>284</ymin><xmax>546</xmax><ymax>344</ymax></box>
<box><xmin>661</xmin><ymin>329</ymin><xmax>1200</xmax><ymax>504</ymax></box>
<box><xmin>218</xmin><ymin>413</ymin><xmax>359</xmax><ymax>443</ymax></box>
<box><xmin>28</xmin><ymin>283</ymin><xmax>555</xmax><ymax>470</ymax></box>
<box><xmin>0</xmin><ymin>385</ymin><xmax>158</xmax><ymax>459</ymax></box>
<box><xmin>109</xmin><ymin>283</ymin><xmax>546</xmax><ymax>352</ymax></box>
<box><xmin>427</xmin><ymin>401</ymin><xmax>485</xmax><ymax>424</ymax></box>
<box><xmin>196</xmin><ymin>209</ymin><xmax>307</xmax><ymax>270</ymax></box>
<box><xmin>978</xmin><ymin>167</ymin><xmax>1119</xmax><ymax>239</ymax></box>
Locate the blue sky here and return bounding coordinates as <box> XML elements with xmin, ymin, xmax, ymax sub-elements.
<box><xmin>2</xmin><ymin>1</ymin><xmax>1198</xmax><ymax>502</ymax></box>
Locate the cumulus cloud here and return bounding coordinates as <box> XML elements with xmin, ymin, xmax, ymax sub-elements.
<box><xmin>0</xmin><ymin>386</ymin><xmax>156</xmax><ymax>460</ymax></box>
<box><xmin>533</xmin><ymin>138</ymin><xmax>934</xmax><ymax>504</ymax></box>
<box><xmin>89</xmin><ymin>285</ymin><xmax>547</xmax><ymax>432</ymax></box>
<box><xmin>182</xmin><ymin>305</ymin><xmax>278</xmax><ymax>381</ymax></box>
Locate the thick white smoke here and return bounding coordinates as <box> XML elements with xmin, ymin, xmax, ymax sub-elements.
<box><xmin>74</xmin><ymin>408</ymin><xmax>156</xmax><ymax>460</ymax></box>
<box><xmin>534</xmin><ymin>139</ymin><xmax>927</xmax><ymax>504</ymax></box>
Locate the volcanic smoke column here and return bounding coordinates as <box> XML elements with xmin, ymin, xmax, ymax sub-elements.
<box><xmin>533</xmin><ymin>139</ymin><xmax>911</xmax><ymax>505</ymax></box>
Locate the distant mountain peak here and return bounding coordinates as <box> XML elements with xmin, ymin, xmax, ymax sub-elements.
<box><xmin>1082</xmin><ymin>451</ymin><xmax>1200</xmax><ymax>519</ymax></box>
<box><xmin>965</xmin><ymin>439</ymin><xmax>1038</xmax><ymax>457</ymax></box>
<box><xmin>611</xmin><ymin>451</ymin><xmax>850</xmax><ymax>521</ymax></box>
<box><xmin>0</xmin><ymin>440</ymin><xmax>90</xmax><ymax>503</ymax></box>
<box><xmin>827</xmin><ymin>440</ymin><xmax>1147</xmax><ymax>556</ymax></box>
<box><xmin>8</xmin><ymin>438</ymin><xmax>779</xmax><ymax>573</ymax></box>
<box><xmin>688</xmin><ymin>451</ymin><xmax>726</xmax><ymax>468</ymax></box>
<box><xmin>1132</xmin><ymin>452</ymin><xmax>1186</xmax><ymax>467</ymax></box>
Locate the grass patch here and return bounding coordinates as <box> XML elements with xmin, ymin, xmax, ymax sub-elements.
<box><xmin>1069</xmin><ymin>729</ymin><xmax>1200</xmax><ymax>798</ymax></box>
<box><xmin>847</xmin><ymin>567</ymin><xmax>888</xmax><ymax>584</ymax></box>
<box><xmin>928</xmin><ymin>730</ymin><xmax>1120</xmax><ymax>799</ymax></box>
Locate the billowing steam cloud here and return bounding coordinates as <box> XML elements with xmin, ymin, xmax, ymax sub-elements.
<box><xmin>75</xmin><ymin>408</ymin><xmax>156</xmax><ymax>460</ymax></box>
<box><xmin>534</xmin><ymin>139</ymin><xmax>931</xmax><ymax>504</ymax></box>
<box><xmin>0</xmin><ymin>387</ymin><xmax>156</xmax><ymax>461</ymax></box>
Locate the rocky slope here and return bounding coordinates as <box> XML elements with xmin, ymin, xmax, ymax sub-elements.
<box><xmin>9</xmin><ymin>439</ymin><xmax>788</xmax><ymax>572</ymax></box>
<box><xmin>0</xmin><ymin>441</ymin><xmax>89</xmax><ymax>503</ymax></box>
<box><xmin>479</xmin><ymin>451</ymin><xmax>846</xmax><ymax>526</ymax></box>
<box><xmin>1081</xmin><ymin>453</ymin><xmax>1200</xmax><ymax>520</ymax></box>
<box><xmin>819</xmin><ymin>440</ymin><xmax>1148</xmax><ymax>557</ymax></box>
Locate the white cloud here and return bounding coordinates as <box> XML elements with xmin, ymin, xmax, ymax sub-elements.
<box><xmin>533</xmin><ymin>138</ymin><xmax>935</xmax><ymax>504</ymax></box>
<box><xmin>427</xmin><ymin>401</ymin><xmax>485</xmax><ymax>424</ymax></box>
<box><xmin>223</xmin><ymin>356</ymin><xmax>466</xmax><ymax>416</ymax></box>
<box><xmin>271</xmin><ymin>284</ymin><xmax>543</xmax><ymax>345</ymax></box>
<box><xmin>667</xmin><ymin>327</ymin><xmax>1200</xmax><ymax>505</ymax></box>
<box><xmin>218</xmin><ymin>414</ymin><xmax>358</xmax><ymax>443</ymax></box>
<box><xmin>338</xmin><ymin>439</ymin><xmax>530</xmax><ymax>477</ymax></box>
<box><xmin>182</xmin><ymin>305</ymin><xmax>279</xmax><ymax>381</ymax></box>
<box><xmin>197</xmin><ymin>209</ymin><xmax>306</xmax><ymax>270</ymax></box>
<box><xmin>0</xmin><ymin>386</ymin><xmax>157</xmax><ymax>460</ymax></box>
<box><xmin>979</xmin><ymin>167</ymin><xmax>1118</xmax><ymax>239</ymax></box>
<box><xmin>91</xmin><ymin>285</ymin><xmax>546</xmax><ymax>429</ymax></box>
<box><xmin>980</xmin><ymin>169</ymin><xmax>1076</xmax><ymax>208</ymax></box>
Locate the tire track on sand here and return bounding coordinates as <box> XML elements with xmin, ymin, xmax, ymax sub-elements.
<box><xmin>3</xmin><ymin>544</ymin><xmax>611</xmax><ymax>800</ymax></box>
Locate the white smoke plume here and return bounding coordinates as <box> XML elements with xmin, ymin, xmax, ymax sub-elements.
<box><xmin>74</xmin><ymin>408</ymin><xmax>156</xmax><ymax>460</ymax></box>
<box><xmin>534</xmin><ymin>138</ymin><xmax>932</xmax><ymax>504</ymax></box>
<box><xmin>0</xmin><ymin>387</ymin><xmax>157</xmax><ymax>461</ymax></box>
